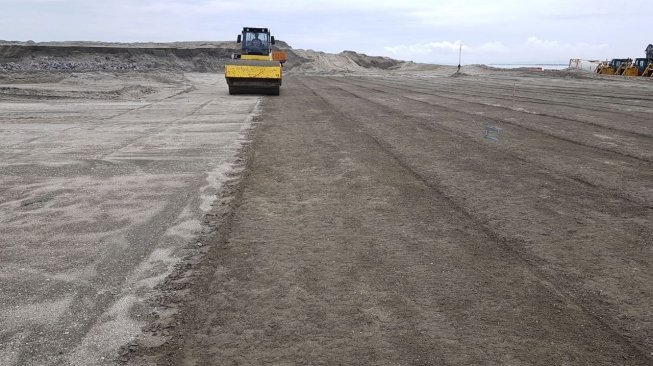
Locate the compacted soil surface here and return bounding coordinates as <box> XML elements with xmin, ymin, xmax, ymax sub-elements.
<box><xmin>0</xmin><ymin>72</ymin><xmax>260</xmax><ymax>365</ymax></box>
<box><xmin>128</xmin><ymin>71</ymin><xmax>653</xmax><ymax>365</ymax></box>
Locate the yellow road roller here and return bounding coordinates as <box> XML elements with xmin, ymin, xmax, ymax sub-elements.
<box><xmin>225</xmin><ymin>27</ymin><xmax>287</xmax><ymax>95</ymax></box>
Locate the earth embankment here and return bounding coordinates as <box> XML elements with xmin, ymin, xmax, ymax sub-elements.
<box><xmin>0</xmin><ymin>41</ymin><xmax>414</xmax><ymax>73</ymax></box>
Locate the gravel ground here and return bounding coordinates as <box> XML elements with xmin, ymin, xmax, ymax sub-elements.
<box><xmin>2</xmin><ymin>62</ymin><xmax>652</xmax><ymax>365</ymax></box>
<box><xmin>126</xmin><ymin>69</ymin><xmax>653</xmax><ymax>365</ymax></box>
<box><xmin>0</xmin><ymin>72</ymin><xmax>260</xmax><ymax>365</ymax></box>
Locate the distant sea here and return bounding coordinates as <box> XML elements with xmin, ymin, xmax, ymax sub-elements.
<box><xmin>487</xmin><ymin>64</ymin><xmax>568</xmax><ymax>70</ymax></box>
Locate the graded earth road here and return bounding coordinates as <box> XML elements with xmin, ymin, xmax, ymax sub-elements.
<box><xmin>131</xmin><ymin>71</ymin><xmax>653</xmax><ymax>365</ymax></box>
<box><xmin>0</xmin><ymin>72</ymin><xmax>260</xmax><ymax>365</ymax></box>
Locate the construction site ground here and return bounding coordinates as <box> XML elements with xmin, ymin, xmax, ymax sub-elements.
<box><xmin>2</xmin><ymin>68</ymin><xmax>653</xmax><ymax>365</ymax></box>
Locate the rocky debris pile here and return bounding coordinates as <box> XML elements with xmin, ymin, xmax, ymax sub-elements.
<box><xmin>0</xmin><ymin>56</ymin><xmax>159</xmax><ymax>72</ymax></box>
<box><xmin>0</xmin><ymin>45</ymin><xmax>235</xmax><ymax>73</ymax></box>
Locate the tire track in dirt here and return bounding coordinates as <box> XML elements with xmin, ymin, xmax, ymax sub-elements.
<box><xmin>299</xmin><ymin>76</ymin><xmax>653</xmax><ymax>362</ymax></box>
<box><xmin>0</xmin><ymin>80</ymin><xmax>196</xmax><ymax>158</ymax></box>
<box><xmin>99</xmin><ymin>97</ymin><xmax>215</xmax><ymax>160</ymax></box>
<box><xmin>98</xmin><ymin>84</ymin><xmax>196</xmax><ymax>122</ymax></box>
<box><xmin>356</xmin><ymin>76</ymin><xmax>653</xmax><ymax>137</ymax></box>
<box><xmin>430</xmin><ymin>75</ymin><xmax>653</xmax><ymax>114</ymax></box>
<box><xmin>321</xmin><ymin>76</ymin><xmax>653</xmax><ymax>208</ymax></box>
<box><xmin>339</xmin><ymin>77</ymin><xmax>653</xmax><ymax>160</ymax></box>
<box><xmin>139</xmin><ymin>76</ymin><xmax>651</xmax><ymax>365</ymax></box>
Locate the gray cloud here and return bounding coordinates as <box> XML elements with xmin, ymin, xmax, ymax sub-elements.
<box><xmin>0</xmin><ymin>0</ymin><xmax>649</xmax><ymax>63</ymax></box>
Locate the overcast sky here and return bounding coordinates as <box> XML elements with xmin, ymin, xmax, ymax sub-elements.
<box><xmin>1</xmin><ymin>0</ymin><xmax>650</xmax><ymax>64</ymax></box>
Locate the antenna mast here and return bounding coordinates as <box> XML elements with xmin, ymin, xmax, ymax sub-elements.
<box><xmin>457</xmin><ymin>43</ymin><xmax>462</xmax><ymax>72</ymax></box>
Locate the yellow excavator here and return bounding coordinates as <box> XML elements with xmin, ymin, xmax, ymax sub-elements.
<box><xmin>224</xmin><ymin>27</ymin><xmax>287</xmax><ymax>95</ymax></box>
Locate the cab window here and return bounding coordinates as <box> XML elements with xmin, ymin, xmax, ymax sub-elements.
<box><xmin>244</xmin><ymin>32</ymin><xmax>269</xmax><ymax>54</ymax></box>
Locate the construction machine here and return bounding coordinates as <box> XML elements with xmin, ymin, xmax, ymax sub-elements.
<box><xmin>642</xmin><ymin>62</ymin><xmax>653</xmax><ymax>77</ymax></box>
<box><xmin>621</xmin><ymin>59</ymin><xmax>641</xmax><ymax>76</ymax></box>
<box><xmin>630</xmin><ymin>58</ymin><xmax>652</xmax><ymax>76</ymax></box>
<box><xmin>615</xmin><ymin>58</ymin><xmax>633</xmax><ymax>75</ymax></box>
<box><xmin>596</xmin><ymin>45</ymin><xmax>653</xmax><ymax>77</ymax></box>
<box><xmin>595</xmin><ymin>60</ymin><xmax>610</xmax><ymax>74</ymax></box>
<box><xmin>596</xmin><ymin>58</ymin><xmax>630</xmax><ymax>75</ymax></box>
<box><xmin>224</xmin><ymin>27</ymin><xmax>287</xmax><ymax>95</ymax></box>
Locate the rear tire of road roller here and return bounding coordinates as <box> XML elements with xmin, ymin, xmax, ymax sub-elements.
<box><xmin>269</xmin><ymin>86</ymin><xmax>280</xmax><ymax>96</ymax></box>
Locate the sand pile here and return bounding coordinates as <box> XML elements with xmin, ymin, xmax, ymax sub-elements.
<box><xmin>282</xmin><ymin>48</ymin><xmax>410</xmax><ymax>74</ymax></box>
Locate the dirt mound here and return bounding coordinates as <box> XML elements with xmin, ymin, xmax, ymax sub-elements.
<box><xmin>0</xmin><ymin>70</ymin><xmax>188</xmax><ymax>102</ymax></box>
<box><xmin>0</xmin><ymin>41</ymin><xmax>416</xmax><ymax>74</ymax></box>
<box><xmin>0</xmin><ymin>44</ymin><xmax>237</xmax><ymax>72</ymax></box>
<box><xmin>340</xmin><ymin>50</ymin><xmax>404</xmax><ymax>69</ymax></box>
<box><xmin>284</xmin><ymin>49</ymin><xmax>368</xmax><ymax>73</ymax></box>
<box><xmin>280</xmin><ymin>48</ymin><xmax>418</xmax><ymax>74</ymax></box>
<box><xmin>554</xmin><ymin>67</ymin><xmax>604</xmax><ymax>80</ymax></box>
